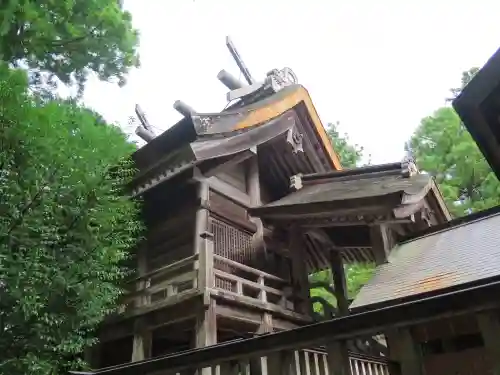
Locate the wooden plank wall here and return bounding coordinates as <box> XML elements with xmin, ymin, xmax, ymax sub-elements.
<box><xmin>144</xmin><ymin>184</ymin><xmax>198</xmax><ymax>274</ymax></box>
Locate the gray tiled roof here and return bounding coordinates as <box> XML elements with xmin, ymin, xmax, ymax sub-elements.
<box><xmin>350</xmin><ymin>212</ymin><xmax>500</xmax><ymax>310</ymax></box>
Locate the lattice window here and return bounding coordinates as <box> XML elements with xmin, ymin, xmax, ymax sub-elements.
<box><xmin>210</xmin><ymin>217</ymin><xmax>254</xmax><ymax>291</ymax></box>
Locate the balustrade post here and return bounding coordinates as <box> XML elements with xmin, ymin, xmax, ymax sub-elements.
<box><xmin>135</xmin><ymin>246</ymin><xmax>150</xmax><ymax>307</ymax></box>
<box><xmin>258</xmin><ymin>276</ymin><xmax>267</xmax><ymax>302</ymax></box>
<box><xmin>131</xmin><ymin>318</ymin><xmax>152</xmax><ymax>362</ymax></box>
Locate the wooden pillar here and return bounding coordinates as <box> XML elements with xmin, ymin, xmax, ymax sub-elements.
<box><xmin>193</xmin><ymin>178</ymin><xmax>217</xmax><ymax>367</ymax></box>
<box><xmin>390</xmin><ymin>328</ymin><xmax>423</xmax><ymax>375</ymax></box>
<box><xmin>326</xmin><ymin>342</ymin><xmax>351</xmax><ymax>375</ymax></box>
<box><xmin>247</xmin><ymin>155</ymin><xmax>266</xmax><ymax>270</ymax></box>
<box><xmin>198</xmin><ymin>231</ymin><xmax>214</xmax><ymax>291</ymax></box>
<box><xmin>131</xmin><ymin>318</ymin><xmax>152</xmax><ymax>362</ymax></box>
<box><xmin>288</xmin><ymin>225</ymin><xmax>311</xmax><ymax>315</ymax></box>
<box><xmin>194</xmin><ymin>180</ymin><xmax>211</xmax><ymax>291</ymax></box>
<box><xmin>195</xmin><ymin>299</ymin><xmax>217</xmax><ymax>375</ymax></box>
<box><xmin>195</xmin><ymin>231</ymin><xmax>215</xmax><ymax>373</ymax></box>
<box><xmin>248</xmin><ymin>155</ymin><xmax>274</xmax><ymax>374</ymax></box>
<box><xmin>370</xmin><ymin>224</ymin><xmax>395</xmax><ymax>265</ymax></box>
<box><xmin>478</xmin><ymin>311</ymin><xmax>500</xmax><ymax>375</ymax></box>
<box><xmin>326</xmin><ymin>249</ymin><xmax>351</xmax><ymax>375</ymax></box>
<box><xmin>195</xmin><ymin>299</ymin><xmax>217</xmax><ymax>347</ymax></box>
<box><xmin>330</xmin><ymin>250</ymin><xmax>349</xmax><ymax>315</ymax></box>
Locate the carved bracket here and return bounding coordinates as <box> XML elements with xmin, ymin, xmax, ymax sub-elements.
<box><xmin>286</xmin><ymin>127</ymin><xmax>304</xmax><ymax>154</ymax></box>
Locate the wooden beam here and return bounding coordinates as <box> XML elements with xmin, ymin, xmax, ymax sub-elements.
<box><xmin>288</xmin><ymin>226</ymin><xmax>311</xmax><ymax>315</ymax></box>
<box><xmin>225</xmin><ymin>36</ymin><xmax>254</xmax><ymax>85</ymax></box>
<box><xmin>227</xmin><ymin>82</ymin><xmax>264</xmax><ymax>102</ymax></box>
<box><xmin>135</xmin><ymin>104</ymin><xmax>153</xmax><ymax>132</ymax></box>
<box><xmin>369</xmin><ymin>224</ymin><xmax>395</xmax><ymax>265</ymax></box>
<box><xmin>305</xmin><ymin>229</ymin><xmax>334</xmax><ymax>246</ymax></box>
<box><xmin>204</xmin><ymin>176</ymin><xmax>251</xmax><ymax>208</ymax></box>
<box><xmin>217</xmin><ymin>69</ymin><xmax>243</xmax><ymax>90</ymax></box>
<box><xmin>330</xmin><ymin>250</ymin><xmax>348</xmax><ymax>316</ymax></box>
<box><xmin>202</xmin><ymin>149</ymin><xmax>256</xmax><ymax>178</ymax></box>
<box><xmin>135</xmin><ymin>126</ymin><xmax>155</xmax><ymax>142</ymax></box>
<box><xmin>298</xmin><ymin>218</ymin><xmax>413</xmax><ymax>228</ymax></box>
<box><xmin>173</xmin><ymin>100</ymin><xmax>197</xmax><ymax>117</ymax></box>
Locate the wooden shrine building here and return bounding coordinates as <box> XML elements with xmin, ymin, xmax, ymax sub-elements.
<box><xmin>79</xmin><ymin>44</ymin><xmax>500</xmax><ymax>375</ymax></box>
<box><xmin>86</xmin><ymin>48</ymin><xmax>454</xmax><ymax>372</ymax></box>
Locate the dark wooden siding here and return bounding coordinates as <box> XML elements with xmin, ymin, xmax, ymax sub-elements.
<box><xmin>217</xmin><ymin>163</ymin><xmax>247</xmax><ymax>193</ymax></box>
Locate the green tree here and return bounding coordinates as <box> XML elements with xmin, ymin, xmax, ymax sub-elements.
<box><xmin>309</xmin><ymin>123</ymin><xmax>375</xmax><ymax>317</ymax></box>
<box><xmin>0</xmin><ymin>64</ymin><xmax>143</xmax><ymax>375</ymax></box>
<box><xmin>309</xmin><ymin>264</ymin><xmax>375</xmax><ymax>316</ymax></box>
<box><xmin>409</xmin><ymin>68</ymin><xmax>500</xmax><ymax>217</ymax></box>
<box><xmin>0</xmin><ymin>0</ymin><xmax>140</xmax><ymax>94</ymax></box>
<box><xmin>326</xmin><ymin>122</ymin><xmax>365</xmax><ymax>168</ymax></box>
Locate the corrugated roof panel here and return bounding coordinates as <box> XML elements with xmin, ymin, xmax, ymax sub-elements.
<box><xmin>351</xmin><ymin>212</ymin><xmax>500</xmax><ymax>309</ymax></box>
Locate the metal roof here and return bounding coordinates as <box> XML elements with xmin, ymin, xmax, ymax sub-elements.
<box><xmin>351</xmin><ymin>211</ymin><xmax>500</xmax><ymax>310</ymax></box>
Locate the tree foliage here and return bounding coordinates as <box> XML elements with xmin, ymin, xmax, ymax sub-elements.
<box><xmin>0</xmin><ymin>64</ymin><xmax>142</xmax><ymax>375</ymax></box>
<box><xmin>409</xmin><ymin>68</ymin><xmax>500</xmax><ymax>217</ymax></box>
<box><xmin>0</xmin><ymin>0</ymin><xmax>140</xmax><ymax>94</ymax></box>
<box><xmin>309</xmin><ymin>264</ymin><xmax>375</xmax><ymax>315</ymax></box>
<box><xmin>326</xmin><ymin>122</ymin><xmax>365</xmax><ymax>168</ymax></box>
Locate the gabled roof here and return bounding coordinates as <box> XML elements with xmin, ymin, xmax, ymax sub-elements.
<box><xmin>453</xmin><ymin>47</ymin><xmax>500</xmax><ymax>178</ymax></box>
<box><xmin>249</xmin><ymin>162</ymin><xmax>450</xmax><ymax>223</ymax></box>
<box><xmin>351</xmin><ymin>207</ymin><xmax>500</xmax><ymax>311</ymax></box>
<box><xmin>131</xmin><ymin>85</ymin><xmax>342</xmax><ymax>195</ymax></box>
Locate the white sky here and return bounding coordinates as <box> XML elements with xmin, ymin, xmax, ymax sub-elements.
<box><xmin>83</xmin><ymin>0</ymin><xmax>500</xmax><ymax>164</ymax></box>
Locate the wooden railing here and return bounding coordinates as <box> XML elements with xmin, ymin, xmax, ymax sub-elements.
<box><xmin>294</xmin><ymin>348</ymin><xmax>390</xmax><ymax>375</ymax></box>
<box><xmin>86</xmin><ymin>344</ymin><xmax>393</xmax><ymax>375</ymax></box>
<box><xmin>213</xmin><ymin>254</ymin><xmax>295</xmax><ymax>310</ymax></box>
<box><xmin>81</xmin><ymin>278</ymin><xmax>500</xmax><ymax>375</ymax></box>
<box><xmin>173</xmin><ymin>348</ymin><xmax>392</xmax><ymax>375</ymax></box>
<box><xmin>120</xmin><ymin>254</ymin><xmax>199</xmax><ymax>311</ymax></box>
